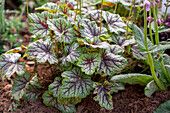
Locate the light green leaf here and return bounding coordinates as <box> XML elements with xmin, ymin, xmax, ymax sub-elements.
<box><xmin>111</xmin><ymin>73</ymin><xmax>153</xmax><ymax>85</ymax></box>
<box><xmin>35</xmin><ymin>2</ymin><xmax>58</xmax><ymax>13</ymax></box>
<box><xmin>154</xmin><ymin>100</ymin><xmax>170</xmax><ymax>113</ymax></box>
<box><xmin>144</xmin><ymin>80</ymin><xmax>159</xmax><ymax>97</ymax></box>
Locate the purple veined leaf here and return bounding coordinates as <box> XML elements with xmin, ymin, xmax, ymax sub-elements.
<box><xmin>27</xmin><ymin>39</ymin><xmax>58</xmax><ymax>64</ymax></box>
<box><xmin>29</xmin><ymin>11</ymin><xmax>55</xmax><ymax>37</ymax></box>
<box><xmin>48</xmin><ymin>77</ymin><xmax>62</xmax><ymax>98</ymax></box>
<box><xmin>35</xmin><ymin>2</ymin><xmax>58</xmax><ymax>13</ymax></box>
<box><xmin>97</xmin><ymin>49</ymin><xmax>127</xmax><ymax>76</ymax></box>
<box><xmin>107</xmin><ymin>45</ymin><xmax>124</xmax><ymax>55</ymax></box>
<box><xmin>62</xmin><ymin>43</ymin><xmax>81</xmax><ymax>65</ymax></box>
<box><xmin>47</xmin><ymin>18</ymin><xmax>76</xmax><ymax>44</ymax></box>
<box><xmin>77</xmin><ymin>52</ymin><xmax>101</xmax><ymax>75</ymax></box>
<box><xmin>23</xmin><ymin>75</ymin><xmax>41</xmax><ymax>101</ymax></box>
<box><xmin>11</xmin><ymin>73</ymin><xmax>30</xmax><ymax>100</ymax></box>
<box><xmin>82</xmin><ymin>37</ymin><xmax>110</xmax><ymax>49</ymax></box>
<box><xmin>80</xmin><ymin>19</ymin><xmax>107</xmax><ymax>42</ymax></box>
<box><xmin>42</xmin><ymin>91</ymin><xmax>76</xmax><ymax>113</ymax></box>
<box><xmin>102</xmin><ymin>11</ymin><xmax>126</xmax><ymax>34</ymax></box>
<box><xmin>85</xmin><ymin>10</ymin><xmax>102</xmax><ymax>23</ymax></box>
<box><xmin>131</xmin><ymin>43</ymin><xmax>147</xmax><ymax>60</ymax></box>
<box><xmin>0</xmin><ymin>53</ymin><xmax>25</xmax><ymax>79</ymax></box>
<box><xmin>111</xmin><ymin>35</ymin><xmax>136</xmax><ymax>48</ymax></box>
<box><xmin>61</xmin><ymin>67</ymin><xmax>93</xmax><ymax>98</ymax></box>
<box><xmin>93</xmin><ymin>81</ymin><xmax>113</xmax><ymax>110</ymax></box>
<box><xmin>8</xmin><ymin>100</ymin><xmax>20</xmax><ymax>112</ymax></box>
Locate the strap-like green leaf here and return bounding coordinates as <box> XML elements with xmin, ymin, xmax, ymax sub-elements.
<box><xmin>98</xmin><ymin>49</ymin><xmax>127</xmax><ymax>76</ymax></box>
<box><xmin>144</xmin><ymin>80</ymin><xmax>159</xmax><ymax>97</ymax></box>
<box><xmin>147</xmin><ymin>43</ymin><xmax>170</xmax><ymax>54</ymax></box>
<box><xmin>77</xmin><ymin>53</ymin><xmax>101</xmax><ymax>75</ymax></box>
<box><xmin>47</xmin><ymin>18</ymin><xmax>75</xmax><ymax>44</ymax></box>
<box><xmin>102</xmin><ymin>11</ymin><xmax>126</xmax><ymax>34</ymax></box>
<box><xmin>27</xmin><ymin>39</ymin><xmax>58</xmax><ymax>64</ymax></box>
<box><xmin>131</xmin><ymin>24</ymin><xmax>153</xmax><ymax>52</ymax></box>
<box><xmin>93</xmin><ymin>81</ymin><xmax>113</xmax><ymax>110</ymax></box>
<box><xmin>0</xmin><ymin>53</ymin><xmax>25</xmax><ymax>79</ymax></box>
<box><xmin>111</xmin><ymin>73</ymin><xmax>153</xmax><ymax>85</ymax></box>
<box><xmin>61</xmin><ymin>68</ymin><xmax>93</xmax><ymax>98</ymax></box>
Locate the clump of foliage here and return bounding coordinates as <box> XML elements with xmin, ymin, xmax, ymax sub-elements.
<box><xmin>0</xmin><ymin>0</ymin><xmax>170</xmax><ymax>112</ymax></box>
<box><xmin>0</xmin><ymin>0</ymin><xmax>26</xmax><ymax>54</ymax></box>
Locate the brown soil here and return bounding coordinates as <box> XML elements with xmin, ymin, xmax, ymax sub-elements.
<box><xmin>1</xmin><ymin>76</ymin><xmax>170</xmax><ymax>113</ymax></box>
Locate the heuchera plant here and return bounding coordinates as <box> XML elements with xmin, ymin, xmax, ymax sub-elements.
<box><xmin>0</xmin><ymin>0</ymin><xmax>169</xmax><ymax>112</ymax></box>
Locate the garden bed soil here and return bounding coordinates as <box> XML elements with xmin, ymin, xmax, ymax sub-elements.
<box><xmin>0</xmin><ymin>76</ymin><xmax>170</xmax><ymax>113</ymax></box>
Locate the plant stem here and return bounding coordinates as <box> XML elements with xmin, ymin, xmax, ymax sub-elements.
<box><xmin>152</xmin><ymin>3</ymin><xmax>170</xmax><ymax>82</ymax></box>
<box><xmin>99</xmin><ymin>0</ymin><xmax>103</xmax><ymax>37</ymax></box>
<box><xmin>114</xmin><ymin>0</ymin><xmax>118</xmax><ymax>14</ymax></box>
<box><xmin>144</xmin><ymin>8</ymin><xmax>165</xmax><ymax>90</ymax></box>
<box><xmin>74</xmin><ymin>0</ymin><xmax>79</xmax><ymax>21</ymax></box>
<box><xmin>65</xmin><ymin>0</ymin><xmax>67</xmax><ymax>4</ymax></box>
<box><xmin>126</xmin><ymin>0</ymin><xmax>133</xmax><ymax>39</ymax></box>
<box><xmin>26</xmin><ymin>0</ymin><xmax>29</xmax><ymax>20</ymax></box>
<box><xmin>80</xmin><ymin>0</ymin><xmax>81</xmax><ymax>13</ymax></box>
<box><xmin>149</xmin><ymin>6</ymin><xmax>154</xmax><ymax>44</ymax></box>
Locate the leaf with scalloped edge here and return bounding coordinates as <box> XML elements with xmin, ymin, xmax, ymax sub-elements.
<box><xmin>80</xmin><ymin>19</ymin><xmax>107</xmax><ymax>41</ymax></box>
<box><xmin>107</xmin><ymin>45</ymin><xmax>124</xmax><ymax>55</ymax></box>
<box><xmin>57</xmin><ymin>95</ymin><xmax>82</xmax><ymax>105</ymax></box>
<box><xmin>42</xmin><ymin>91</ymin><xmax>76</xmax><ymax>113</ymax></box>
<box><xmin>27</xmin><ymin>39</ymin><xmax>58</xmax><ymax>64</ymax></box>
<box><xmin>87</xmin><ymin>10</ymin><xmax>102</xmax><ymax>23</ymax></box>
<box><xmin>111</xmin><ymin>35</ymin><xmax>136</xmax><ymax>48</ymax></box>
<box><xmin>146</xmin><ymin>43</ymin><xmax>170</xmax><ymax>54</ymax></box>
<box><xmin>77</xmin><ymin>53</ymin><xmax>101</xmax><ymax>75</ymax></box>
<box><xmin>97</xmin><ymin>49</ymin><xmax>127</xmax><ymax>76</ymax></box>
<box><xmin>62</xmin><ymin>43</ymin><xmax>81</xmax><ymax>65</ymax></box>
<box><xmin>11</xmin><ymin>73</ymin><xmax>30</xmax><ymax>100</ymax></box>
<box><xmin>23</xmin><ymin>75</ymin><xmax>41</xmax><ymax>101</ymax></box>
<box><xmin>111</xmin><ymin>74</ymin><xmax>153</xmax><ymax>85</ymax></box>
<box><xmin>61</xmin><ymin>68</ymin><xmax>93</xmax><ymax>98</ymax></box>
<box><xmin>47</xmin><ymin>18</ymin><xmax>75</xmax><ymax>44</ymax></box>
<box><xmin>82</xmin><ymin>37</ymin><xmax>110</xmax><ymax>49</ymax></box>
<box><xmin>93</xmin><ymin>81</ymin><xmax>113</xmax><ymax>110</ymax></box>
<box><xmin>48</xmin><ymin>77</ymin><xmax>62</xmax><ymax>98</ymax></box>
<box><xmin>0</xmin><ymin>53</ymin><xmax>25</xmax><ymax>79</ymax></box>
<box><xmin>35</xmin><ymin>2</ymin><xmax>58</xmax><ymax>13</ymax></box>
<box><xmin>102</xmin><ymin>11</ymin><xmax>126</xmax><ymax>34</ymax></box>
<box><xmin>29</xmin><ymin>11</ymin><xmax>55</xmax><ymax>37</ymax></box>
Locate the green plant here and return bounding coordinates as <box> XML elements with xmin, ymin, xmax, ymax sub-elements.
<box><xmin>0</xmin><ymin>0</ymin><xmax>170</xmax><ymax>112</ymax></box>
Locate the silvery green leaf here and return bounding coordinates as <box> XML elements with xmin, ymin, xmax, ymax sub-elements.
<box><xmin>111</xmin><ymin>74</ymin><xmax>153</xmax><ymax>85</ymax></box>
<box><xmin>11</xmin><ymin>73</ymin><xmax>30</xmax><ymax>100</ymax></box>
<box><xmin>98</xmin><ymin>49</ymin><xmax>127</xmax><ymax>76</ymax></box>
<box><xmin>102</xmin><ymin>11</ymin><xmax>126</xmax><ymax>34</ymax></box>
<box><xmin>61</xmin><ymin>68</ymin><xmax>93</xmax><ymax>98</ymax></box>
<box><xmin>80</xmin><ymin>19</ymin><xmax>107</xmax><ymax>41</ymax></box>
<box><xmin>35</xmin><ymin>2</ymin><xmax>58</xmax><ymax>13</ymax></box>
<box><xmin>77</xmin><ymin>53</ymin><xmax>101</xmax><ymax>75</ymax></box>
<box><xmin>107</xmin><ymin>45</ymin><xmax>124</xmax><ymax>55</ymax></box>
<box><xmin>154</xmin><ymin>100</ymin><xmax>170</xmax><ymax>113</ymax></box>
<box><xmin>86</xmin><ymin>10</ymin><xmax>102</xmax><ymax>23</ymax></box>
<box><xmin>131</xmin><ymin>24</ymin><xmax>153</xmax><ymax>52</ymax></box>
<box><xmin>42</xmin><ymin>91</ymin><xmax>76</xmax><ymax>113</ymax></box>
<box><xmin>119</xmin><ymin>0</ymin><xmax>143</xmax><ymax>7</ymax></box>
<box><xmin>131</xmin><ymin>43</ymin><xmax>147</xmax><ymax>60</ymax></box>
<box><xmin>27</xmin><ymin>39</ymin><xmax>58</xmax><ymax>64</ymax></box>
<box><xmin>48</xmin><ymin>77</ymin><xmax>62</xmax><ymax>98</ymax></box>
<box><xmin>82</xmin><ymin>37</ymin><xmax>110</xmax><ymax>49</ymax></box>
<box><xmin>47</xmin><ymin>18</ymin><xmax>75</xmax><ymax>44</ymax></box>
<box><xmin>0</xmin><ymin>53</ymin><xmax>25</xmax><ymax>79</ymax></box>
<box><xmin>62</xmin><ymin>43</ymin><xmax>81</xmax><ymax>65</ymax></box>
<box><xmin>23</xmin><ymin>84</ymin><xmax>41</xmax><ymax>101</ymax></box>
<box><xmin>111</xmin><ymin>35</ymin><xmax>135</xmax><ymax>48</ymax></box>
<box><xmin>93</xmin><ymin>81</ymin><xmax>113</xmax><ymax>110</ymax></box>
<box><xmin>29</xmin><ymin>11</ymin><xmax>55</xmax><ymax>37</ymax></box>
<box><xmin>144</xmin><ymin>80</ymin><xmax>159</xmax><ymax>97</ymax></box>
